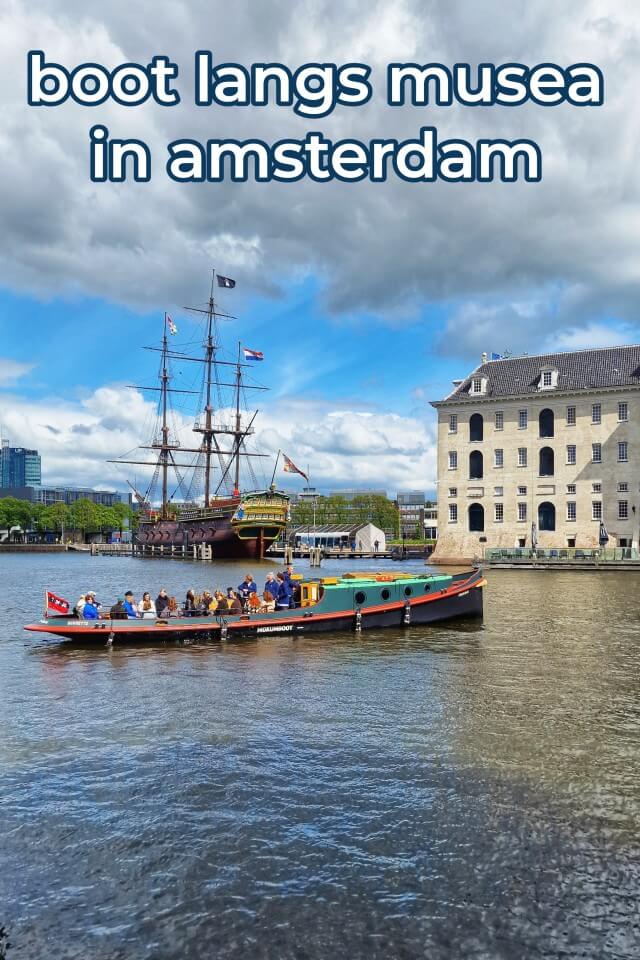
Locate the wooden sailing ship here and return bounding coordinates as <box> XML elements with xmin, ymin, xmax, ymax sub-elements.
<box><xmin>110</xmin><ymin>273</ymin><xmax>289</xmax><ymax>559</ymax></box>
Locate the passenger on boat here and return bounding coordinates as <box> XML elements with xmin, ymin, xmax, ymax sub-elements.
<box><xmin>262</xmin><ymin>590</ymin><xmax>275</xmax><ymax>613</ymax></box>
<box><xmin>82</xmin><ymin>595</ymin><xmax>100</xmax><ymax>619</ymax></box>
<box><xmin>238</xmin><ymin>574</ymin><xmax>257</xmax><ymax>600</ymax></box>
<box><xmin>184</xmin><ymin>590</ymin><xmax>197</xmax><ymax>617</ymax></box>
<box><xmin>214</xmin><ymin>591</ymin><xmax>229</xmax><ymax>613</ymax></box>
<box><xmin>123</xmin><ymin>591</ymin><xmax>138</xmax><ymax>618</ymax></box>
<box><xmin>74</xmin><ymin>594</ymin><xmax>87</xmax><ymax>618</ymax></box>
<box><xmin>248</xmin><ymin>591</ymin><xmax>262</xmax><ymax>613</ymax></box>
<box><xmin>290</xmin><ymin>581</ymin><xmax>301</xmax><ymax>608</ymax></box>
<box><xmin>109</xmin><ymin>598</ymin><xmax>128</xmax><ymax>620</ymax></box>
<box><xmin>167</xmin><ymin>596</ymin><xmax>181</xmax><ymax>617</ymax></box>
<box><xmin>200</xmin><ymin>590</ymin><xmax>215</xmax><ymax>614</ymax></box>
<box><xmin>229</xmin><ymin>591</ymin><xmax>243</xmax><ymax>615</ymax></box>
<box><xmin>275</xmin><ymin>573</ymin><xmax>292</xmax><ymax>610</ymax></box>
<box><xmin>156</xmin><ymin>588</ymin><xmax>169</xmax><ymax>617</ymax></box>
<box><xmin>137</xmin><ymin>592</ymin><xmax>156</xmax><ymax>619</ymax></box>
<box><xmin>264</xmin><ymin>573</ymin><xmax>279</xmax><ymax>600</ymax></box>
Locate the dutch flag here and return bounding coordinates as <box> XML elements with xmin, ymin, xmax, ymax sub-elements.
<box><xmin>243</xmin><ymin>348</ymin><xmax>264</xmax><ymax>362</ymax></box>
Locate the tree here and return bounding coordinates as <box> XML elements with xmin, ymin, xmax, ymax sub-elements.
<box><xmin>0</xmin><ymin>497</ymin><xmax>34</xmax><ymax>539</ymax></box>
<box><xmin>40</xmin><ymin>502</ymin><xmax>70</xmax><ymax>535</ymax></box>
<box><xmin>68</xmin><ymin>498</ymin><xmax>101</xmax><ymax>539</ymax></box>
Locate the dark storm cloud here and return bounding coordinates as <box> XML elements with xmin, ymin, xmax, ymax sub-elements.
<box><xmin>2</xmin><ymin>0</ymin><xmax>640</xmax><ymax>353</ymax></box>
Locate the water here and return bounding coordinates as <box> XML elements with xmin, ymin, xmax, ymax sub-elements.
<box><xmin>1</xmin><ymin>553</ymin><xmax>639</xmax><ymax>959</ymax></box>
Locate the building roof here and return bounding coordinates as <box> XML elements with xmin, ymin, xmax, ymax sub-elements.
<box><xmin>291</xmin><ymin>522</ymin><xmax>383</xmax><ymax>536</ymax></box>
<box><xmin>432</xmin><ymin>344</ymin><xmax>640</xmax><ymax>405</ymax></box>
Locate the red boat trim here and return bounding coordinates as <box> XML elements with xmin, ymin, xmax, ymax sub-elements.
<box><xmin>24</xmin><ymin>571</ymin><xmax>483</xmax><ymax>636</ymax></box>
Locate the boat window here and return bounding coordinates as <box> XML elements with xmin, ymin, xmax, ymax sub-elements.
<box><xmin>355</xmin><ymin>591</ymin><xmax>366</xmax><ymax>605</ymax></box>
<box><xmin>404</xmin><ymin>586</ymin><xmax>413</xmax><ymax>597</ymax></box>
<box><xmin>380</xmin><ymin>588</ymin><xmax>390</xmax><ymax>600</ymax></box>
<box><xmin>424</xmin><ymin>583</ymin><xmax>431</xmax><ymax>592</ymax></box>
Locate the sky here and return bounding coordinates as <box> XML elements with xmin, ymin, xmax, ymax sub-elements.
<box><xmin>1</xmin><ymin>0</ymin><xmax>640</xmax><ymax>498</ymax></box>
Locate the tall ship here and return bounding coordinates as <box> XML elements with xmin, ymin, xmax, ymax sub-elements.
<box><xmin>111</xmin><ymin>273</ymin><xmax>289</xmax><ymax>559</ymax></box>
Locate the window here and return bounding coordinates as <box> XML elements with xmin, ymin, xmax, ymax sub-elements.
<box><xmin>518</xmin><ymin>447</ymin><xmax>528</xmax><ymax>467</ymax></box>
<box><xmin>592</xmin><ymin>501</ymin><xmax>602</xmax><ymax>520</ymax></box>
<box><xmin>518</xmin><ymin>502</ymin><xmax>527</xmax><ymax>522</ymax></box>
<box><xmin>494</xmin><ymin>486</ymin><xmax>503</xmax><ymax>496</ymax></box>
<box><xmin>592</xmin><ymin>443</ymin><xmax>602</xmax><ymax>463</ymax></box>
<box><xmin>592</xmin><ymin>403</ymin><xmax>601</xmax><ymax>424</ymax></box>
<box><xmin>539</xmin><ymin>408</ymin><xmax>554</xmax><ymax>438</ymax></box>
<box><xmin>469</xmin><ymin>413</ymin><xmax>484</xmax><ymax>441</ymax></box>
<box><xmin>618</xmin><ymin>482</ymin><xmax>628</xmax><ymax>493</ymax></box>
<box><xmin>469</xmin><ymin>451</ymin><xmax>483</xmax><ymax>479</ymax></box>
<box><xmin>539</xmin><ymin>447</ymin><xmax>554</xmax><ymax>477</ymax></box>
<box><xmin>542</xmin><ymin>370</ymin><xmax>553</xmax><ymax>387</ymax></box>
<box><xmin>517</xmin><ymin>485</ymin><xmax>527</xmax><ymax>496</ymax></box>
<box><xmin>448</xmin><ymin>487</ymin><xmax>457</xmax><ymax>497</ymax></box>
<box><xmin>566</xmin><ymin>405</ymin><xmax>576</xmax><ymax>425</ymax></box>
<box><xmin>566</xmin><ymin>444</ymin><xmax>576</xmax><ymax>465</ymax></box>
<box><xmin>567</xmin><ymin>502</ymin><xmax>576</xmax><ymax>522</ymax></box>
<box><xmin>494</xmin><ymin>503</ymin><xmax>504</xmax><ymax>523</ymax></box>
<box><xmin>494</xmin><ymin>448</ymin><xmax>504</xmax><ymax>468</ymax></box>
<box><xmin>518</xmin><ymin>409</ymin><xmax>528</xmax><ymax>430</ymax></box>
<box><xmin>566</xmin><ymin>484</ymin><xmax>576</xmax><ymax>495</ymax></box>
<box><xmin>618</xmin><ymin>441</ymin><xmax>628</xmax><ymax>462</ymax></box>
<box><xmin>471</xmin><ymin>377</ymin><xmax>483</xmax><ymax>394</ymax></box>
<box><xmin>495</xmin><ymin>411</ymin><xmax>504</xmax><ymax>430</ymax></box>
<box><xmin>449</xmin><ymin>413</ymin><xmax>458</xmax><ymax>433</ymax></box>
<box><xmin>592</xmin><ymin>483</ymin><xmax>602</xmax><ymax>493</ymax></box>
<box><xmin>618</xmin><ymin>402</ymin><xmax>628</xmax><ymax>422</ymax></box>
<box><xmin>619</xmin><ymin>501</ymin><xmax>629</xmax><ymax>520</ymax></box>
<box><xmin>449</xmin><ymin>503</ymin><xmax>457</xmax><ymax>523</ymax></box>
<box><xmin>448</xmin><ymin>451</ymin><xmax>458</xmax><ymax>470</ymax></box>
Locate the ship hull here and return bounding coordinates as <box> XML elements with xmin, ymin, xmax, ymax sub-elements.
<box><xmin>135</xmin><ymin>513</ymin><xmax>279</xmax><ymax>560</ymax></box>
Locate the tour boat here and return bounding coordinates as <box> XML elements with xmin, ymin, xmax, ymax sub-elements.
<box><xmin>25</xmin><ymin>569</ymin><xmax>485</xmax><ymax>644</ymax></box>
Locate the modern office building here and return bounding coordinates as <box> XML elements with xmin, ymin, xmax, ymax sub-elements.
<box><xmin>397</xmin><ymin>491</ymin><xmax>426</xmax><ymax>538</ymax></box>
<box><xmin>0</xmin><ymin>441</ymin><xmax>41</xmax><ymax>488</ymax></box>
<box><xmin>431</xmin><ymin>345</ymin><xmax>640</xmax><ymax>557</ymax></box>
<box><xmin>0</xmin><ymin>485</ymin><xmax>125</xmax><ymax>507</ymax></box>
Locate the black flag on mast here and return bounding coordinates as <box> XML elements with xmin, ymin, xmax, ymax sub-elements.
<box><xmin>217</xmin><ymin>275</ymin><xmax>236</xmax><ymax>288</ymax></box>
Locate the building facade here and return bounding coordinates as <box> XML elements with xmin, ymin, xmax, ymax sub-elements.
<box><xmin>431</xmin><ymin>346</ymin><xmax>640</xmax><ymax>558</ymax></box>
<box><xmin>397</xmin><ymin>491</ymin><xmax>426</xmax><ymax>538</ymax></box>
<box><xmin>0</xmin><ymin>485</ymin><xmax>124</xmax><ymax>507</ymax></box>
<box><xmin>0</xmin><ymin>442</ymin><xmax>41</xmax><ymax>488</ymax></box>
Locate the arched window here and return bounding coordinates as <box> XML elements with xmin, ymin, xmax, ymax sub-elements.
<box><xmin>538</xmin><ymin>501</ymin><xmax>556</xmax><ymax>531</ymax></box>
<box><xmin>469</xmin><ymin>413</ymin><xmax>484</xmax><ymax>442</ymax></box>
<box><xmin>539</xmin><ymin>447</ymin><xmax>554</xmax><ymax>476</ymax></box>
<box><xmin>539</xmin><ymin>408</ymin><xmax>554</xmax><ymax>438</ymax></box>
<box><xmin>469</xmin><ymin>503</ymin><xmax>484</xmax><ymax>532</ymax></box>
<box><xmin>469</xmin><ymin>450</ymin><xmax>483</xmax><ymax>479</ymax></box>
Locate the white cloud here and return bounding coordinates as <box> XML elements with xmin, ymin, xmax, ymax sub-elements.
<box><xmin>0</xmin><ymin>382</ymin><xmax>436</xmax><ymax>495</ymax></box>
<box><xmin>0</xmin><ymin>357</ymin><xmax>34</xmax><ymax>386</ymax></box>
<box><xmin>545</xmin><ymin>321</ymin><xmax>640</xmax><ymax>351</ymax></box>
<box><xmin>1</xmin><ymin>0</ymin><xmax>640</xmax><ymax>359</ymax></box>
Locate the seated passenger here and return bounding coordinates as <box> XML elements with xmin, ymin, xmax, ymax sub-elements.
<box><xmin>229</xmin><ymin>591</ymin><xmax>243</xmax><ymax>615</ymax></box>
<box><xmin>291</xmin><ymin>581</ymin><xmax>301</xmax><ymax>608</ymax></box>
<box><xmin>167</xmin><ymin>596</ymin><xmax>181</xmax><ymax>617</ymax></box>
<box><xmin>156</xmin><ymin>588</ymin><xmax>169</xmax><ymax>617</ymax></box>
<box><xmin>184</xmin><ymin>590</ymin><xmax>197</xmax><ymax>617</ymax></box>
<box><xmin>248</xmin><ymin>592</ymin><xmax>262</xmax><ymax>613</ymax></box>
<box><xmin>262</xmin><ymin>590</ymin><xmax>275</xmax><ymax>613</ymax></box>
<box><xmin>123</xmin><ymin>591</ymin><xmax>138</xmax><ymax>619</ymax></box>
<box><xmin>109</xmin><ymin>598</ymin><xmax>128</xmax><ymax>620</ymax></box>
<box><xmin>137</xmin><ymin>592</ymin><xmax>156</xmax><ymax>619</ymax></box>
<box><xmin>214</xmin><ymin>591</ymin><xmax>229</xmax><ymax>614</ymax></box>
<box><xmin>200</xmin><ymin>590</ymin><xmax>214</xmax><ymax>615</ymax></box>
<box><xmin>82</xmin><ymin>595</ymin><xmax>100</xmax><ymax>619</ymax></box>
<box><xmin>275</xmin><ymin>573</ymin><xmax>292</xmax><ymax>610</ymax></box>
<box><xmin>74</xmin><ymin>594</ymin><xmax>87</xmax><ymax>618</ymax></box>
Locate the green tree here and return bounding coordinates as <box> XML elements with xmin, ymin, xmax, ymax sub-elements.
<box><xmin>68</xmin><ymin>498</ymin><xmax>101</xmax><ymax>539</ymax></box>
<box><xmin>0</xmin><ymin>497</ymin><xmax>34</xmax><ymax>538</ymax></box>
<box><xmin>40</xmin><ymin>502</ymin><xmax>70</xmax><ymax>535</ymax></box>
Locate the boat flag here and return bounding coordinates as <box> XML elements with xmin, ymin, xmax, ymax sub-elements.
<box><xmin>243</xmin><ymin>348</ymin><xmax>264</xmax><ymax>362</ymax></box>
<box><xmin>46</xmin><ymin>591</ymin><xmax>70</xmax><ymax>615</ymax></box>
<box><xmin>283</xmin><ymin>454</ymin><xmax>308</xmax><ymax>481</ymax></box>
<box><xmin>217</xmin><ymin>275</ymin><xmax>236</xmax><ymax>288</ymax></box>
<box><xmin>167</xmin><ymin>316</ymin><xmax>177</xmax><ymax>335</ymax></box>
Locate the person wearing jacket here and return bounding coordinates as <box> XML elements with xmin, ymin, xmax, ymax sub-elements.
<box><xmin>123</xmin><ymin>591</ymin><xmax>138</xmax><ymax>619</ymax></box>
<box><xmin>237</xmin><ymin>574</ymin><xmax>257</xmax><ymax>600</ymax></box>
<box><xmin>229</xmin><ymin>591</ymin><xmax>243</xmax><ymax>615</ymax></box>
<box><xmin>184</xmin><ymin>590</ymin><xmax>197</xmax><ymax>617</ymax></box>
<box><xmin>156</xmin><ymin>588</ymin><xmax>169</xmax><ymax>617</ymax></box>
<box><xmin>275</xmin><ymin>573</ymin><xmax>292</xmax><ymax>610</ymax></box>
<box><xmin>109</xmin><ymin>599</ymin><xmax>128</xmax><ymax>620</ymax></box>
<box><xmin>264</xmin><ymin>573</ymin><xmax>279</xmax><ymax>601</ymax></box>
<box><xmin>82</xmin><ymin>597</ymin><xmax>100</xmax><ymax>619</ymax></box>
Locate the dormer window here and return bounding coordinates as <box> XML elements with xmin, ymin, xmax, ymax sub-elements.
<box><xmin>539</xmin><ymin>367</ymin><xmax>558</xmax><ymax>390</ymax></box>
<box><xmin>470</xmin><ymin>377</ymin><xmax>487</xmax><ymax>396</ymax></box>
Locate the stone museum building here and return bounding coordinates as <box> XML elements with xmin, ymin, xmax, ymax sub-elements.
<box><xmin>431</xmin><ymin>345</ymin><xmax>640</xmax><ymax>557</ymax></box>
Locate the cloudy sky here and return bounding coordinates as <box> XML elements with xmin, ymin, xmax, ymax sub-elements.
<box><xmin>1</xmin><ymin>0</ymin><xmax>639</xmax><ymax>497</ymax></box>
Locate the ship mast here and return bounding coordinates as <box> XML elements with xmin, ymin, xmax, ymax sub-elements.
<box><xmin>160</xmin><ymin>314</ymin><xmax>170</xmax><ymax>515</ymax></box>
<box><xmin>233</xmin><ymin>341</ymin><xmax>242</xmax><ymax>496</ymax></box>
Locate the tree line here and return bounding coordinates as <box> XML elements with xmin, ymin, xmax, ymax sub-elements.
<box><xmin>291</xmin><ymin>494</ymin><xmax>399</xmax><ymax>533</ymax></box>
<box><xmin>0</xmin><ymin>497</ymin><xmax>135</xmax><ymax>539</ymax></box>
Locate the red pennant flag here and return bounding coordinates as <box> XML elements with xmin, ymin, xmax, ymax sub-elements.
<box><xmin>282</xmin><ymin>454</ymin><xmax>308</xmax><ymax>481</ymax></box>
<box><xmin>46</xmin><ymin>591</ymin><xmax>70</xmax><ymax>615</ymax></box>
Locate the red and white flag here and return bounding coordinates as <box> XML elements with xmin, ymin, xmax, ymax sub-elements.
<box><xmin>283</xmin><ymin>454</ymin><xmax>308</xmax><ymax>481</ymax></box>
<box><xmin>46</xmin><ymin>591</ymin><xmax>70</xmax><ymax>615</ymax></box>
<box><xmin>167</xmin><ymin>315</ymin><xmax>178</xmax><ymax>335</ymax></box>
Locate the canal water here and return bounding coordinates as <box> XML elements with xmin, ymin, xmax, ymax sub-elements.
<box><xmin>1</xmin><ymin>552</ymin><xmax>639</xmax><ymax>959</ymax></box>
